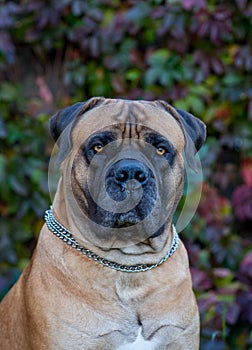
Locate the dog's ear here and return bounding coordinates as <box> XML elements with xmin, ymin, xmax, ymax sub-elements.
<box><xmin>50</xmin><ymin>97</ymin><xmax>105</xmax><ymax>142</ymax></box>
<box><xmin>175</xmin><ymin>108</ymin><xmax>206</xmax><ymax>152</ymax></box>
<box><xmin>157</xmin><ymin>101</ymin><xmax>206</xmax><ymax>171</ymax></box>
<box><xmin>49</xmin><ymin>97</ymin><xmax>105</xmax><ymax>162</ymax></box>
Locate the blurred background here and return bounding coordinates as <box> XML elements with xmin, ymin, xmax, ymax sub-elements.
<box><xmin>0</xmin><ymin>1</ymin><xmax>252</xmax><ymax>349</ymax></box>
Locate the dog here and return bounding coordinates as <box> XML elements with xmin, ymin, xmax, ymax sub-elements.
<box><xmin>0</xmin><ymin>97</ymin><xmax>206</xmax><ymax>349</ymax></box>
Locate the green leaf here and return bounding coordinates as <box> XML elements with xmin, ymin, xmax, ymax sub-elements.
<box><xmin>145</xmin><ymin>67</ymin><xmax>162</xmax><ymax>85</ymax></box>
<box><xmin>0</xmin><ymin>83</ymin><xmax>19</xmax><ymax>102</ymax></box>
<box><xmin>0</xmin><ymin>155</ymin><xmax>6</xmax><ymax>183</ymax></box>
<box><xmin>147</xmin><ymin>49</ymin><xmax>170</xmax><ymax>66</ymax></box>
<box><xmin>222</xmin><ymin>74</ymin><xmax>243</xmax><ymax>86</ymax></box>
<box><xmin>125</xmin><ymin>69</ymin><xmax>141</xmax><ymax>82</ymax></box>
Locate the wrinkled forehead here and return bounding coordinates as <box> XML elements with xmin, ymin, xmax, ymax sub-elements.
<box><xmin>71</xmin><ymin>100</ymin><xmax>185</xmax><ymax>150</ymax></box>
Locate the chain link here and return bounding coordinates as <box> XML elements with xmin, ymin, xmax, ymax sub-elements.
<box><xmin>44</xmin><ymin>207</ymin><xmax>179</xmax><ymax>273</ymax></box>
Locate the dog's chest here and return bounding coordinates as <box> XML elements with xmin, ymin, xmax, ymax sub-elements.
<box><xmin>117</xmin><ymin>327</ymin><xmax>156</xmax><ymax>350</ymax></box>
<box><xmin>114</xmin><ymin>276</ymin><xmax>158</xmax><ymax>349</ymax></box>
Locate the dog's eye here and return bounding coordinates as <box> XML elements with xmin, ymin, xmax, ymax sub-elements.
<box><xmin>156</xmin><ymin>146</ymin><xmax>167</xmax><ymax>156</ymax></box>
<box><xmin>93</xmin><ymin>144</ymin><xmax>104</xmax><ymax>153</ymax></box>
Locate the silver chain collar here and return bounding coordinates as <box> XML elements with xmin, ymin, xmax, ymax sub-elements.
<box><xmin>44</xmin><ymin>207</ymin><xmax>179</xmax><ymax>273</ymax></box>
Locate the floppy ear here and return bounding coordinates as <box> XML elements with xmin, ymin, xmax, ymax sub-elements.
<box><xmin>50</xmin><ymin>97</ymin><xmax>105</xmax><ymax>142</ymax></box>
<box><xmin>157</xmin><ymin>101</ymin><xmax>206</xmax><ymax>171</ymax></box>
<box><xmin>49</xmin><ymin>97</ymin><xmax>105</xmax><ymax>161</ymax></box>
<box><xmin>175</xmin><ymin>108</ymin><xmax>206</xmax><ymax>151</ymax></box>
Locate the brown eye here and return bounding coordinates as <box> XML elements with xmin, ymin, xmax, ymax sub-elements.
<box><xmin>156</xmin><ymin>146</ymin><xmax>166</xmax><ymax>156</ymax></box>
<box><xmin>93</xmin><ymin>144</ymin><xmax>103</xmax><ymax>153</ymax></box>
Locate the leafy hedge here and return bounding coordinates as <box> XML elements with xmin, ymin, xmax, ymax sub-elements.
<box><xmin>0</xmin><ymin>1</ymin><xmax>252</xmax><ymax>349</ymax></box>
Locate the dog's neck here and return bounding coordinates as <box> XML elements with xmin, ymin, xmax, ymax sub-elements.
<box><xmin>51</xmin><ymin>179</ymin><xmax>177</xmax><ymax>267</ymax></box>
<box><xmin>45</xmin><ymin>207</ymin><xmax>179</xmax><ymax>273</ymax></box>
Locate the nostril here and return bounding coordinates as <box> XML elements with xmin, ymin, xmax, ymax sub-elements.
<box><xmin>116</xmin><ymin>170</ymin><xmax>128</xmax><ymax>183</ymax></box>
<box><xmin>115</xmin><ymin>168</ymin><xmax>148</xmax><ymax>185</ymax></box>
<box><xmin>135</xmin><ymin>170</ymin><xmax>147</xmax><ymax>183</ymax></box>
<box><xmin>112</xmin><ymin>159</ymin><xmax>150</xmax><ymax>186</ymax></box>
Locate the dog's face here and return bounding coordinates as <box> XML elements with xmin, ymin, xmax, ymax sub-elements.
<box><xmin>50</xmin><ymin>98</ymin><xmax>206</xmax><ymax>249</ymax></box>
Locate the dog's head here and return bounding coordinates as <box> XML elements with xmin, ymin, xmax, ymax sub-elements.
<box><xmin>50</xmin><ymin>97</ymin><xmax>206</xmax><ymax>250</ymax></box>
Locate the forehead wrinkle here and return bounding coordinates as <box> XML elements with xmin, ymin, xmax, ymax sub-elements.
<box><xmin>114</xmin><ymin>102</ymin><xmax>135</xmax><ymax>139</ymax></box>
<box><xmin>130</xmin><ymin>101</ymin><xmax>185</xmax><ymax>149</ymax></box>
<box><xmin>124</xmin><ymin>104</ymin><xmax>134</xmax><ymax>139</ymax></box>
<box><xmin>72</xmin><ymin>100</ymin><xmax>185</xmax><ymax>151</ymax></box>
<box><xmin>121</xmin><ymin>104</ymin><xmax>146</xmax><ymax>140</ymax></box>
<box><xmin>113</xmin><ymin>100</ymin><xmax>130</xmax><ymax>123</ymax></box>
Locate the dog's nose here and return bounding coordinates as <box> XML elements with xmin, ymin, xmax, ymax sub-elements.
<box><xmin>114</xmin><ymin>159</ymin><xmax>149</xmax><ymax>186</ymax></box>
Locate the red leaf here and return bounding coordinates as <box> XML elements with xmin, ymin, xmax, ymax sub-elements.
<box><xmin>191</xmin><ymin>267</ymin><xmax>213</xmax><ymax>292</ymax></box>
<box><xmin>232</xmin><ymin>184</ymin><xmax>252</xmax><ymax>221</ymax></box>
<box><xmin>241</xmin><ymin>158</ymin><xmax>252</xmax><ymax>186</ymax></box>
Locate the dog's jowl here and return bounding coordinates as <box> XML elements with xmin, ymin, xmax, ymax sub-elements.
<box><xmin>0</xmin><ymin>98</ymin><xmax>206</xmax><ymax>350</ymax></box>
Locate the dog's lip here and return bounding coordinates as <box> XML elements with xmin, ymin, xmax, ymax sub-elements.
<box><xmin>112</xmin><ymin>211</ymin><xmax>142</xmax><ymax>228</ymax></box>
<box><xmin>113</xmin><ymin>218</ymin><xmax>140</xmax><ymax>228</ymax></box>
<box><xmin>148</xmin><ymin>224</ymin><xmax>165</xmax><ymax>238</ymax></box>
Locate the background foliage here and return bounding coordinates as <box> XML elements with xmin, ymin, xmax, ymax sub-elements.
<box><xmin>0</xmin><ymin>0</ymin><xmax>252</xmax><ymax>349</ymax></box>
